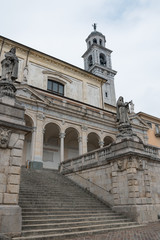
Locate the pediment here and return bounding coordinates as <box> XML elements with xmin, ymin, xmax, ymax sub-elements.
<box><xmin>130</xmin><ymin>115</ymin><xmax>149</xmax><ymax>128</ymax></box>
<box><xmin>42</xmin><ymin>70</ymin><xmax>72</xmax><ymax>83</ymax></box>
<box><xmin>15</xmin><ymin>84</ymin><xmax>47</xmax><ymax>103</ymax></box>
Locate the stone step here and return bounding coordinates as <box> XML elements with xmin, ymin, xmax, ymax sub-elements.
<box><xmin>22</xmin><ymin>212</ymin><xmax>120</xmax><ymax>220</ymax></box>
<box><xmin>21</xmin><ymin>208</ymin><xmax>110</xmax><ymax>213</ymax></box>
<box><xmin>22</xmin><ymin>215</ymin><xmax>127</xmax><ymax>225</ymax></box>
<box><xmin>17</xmin><ymin>167</ymin><xmax>142</xmax><ymax>240</ymax></box>
<box><xmin>21</xmin><ymin>210</ymin><xmax>114</xmax><ymax>216</ymax></box>
<box><xmin>22</xmin><ymin>218</ymin><xmax>131</xmax><ymax>230</ymax></box>
<box><xmin>12</xmin><ymin>224</ymin><xmax>145</xmax><ymax>240</ymax></box>
<box><xmin>19</xmin><ymin>222</ymin><xmax>142</xmax><ymax>237</ymax></box>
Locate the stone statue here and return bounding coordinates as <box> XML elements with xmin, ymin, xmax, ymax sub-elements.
<box><xmin>1</xmin><ymin>47</ymin><xmax>19</xmax><ymax>82</ymax></box>
<box><xmin>116</xmin><ymin>96</ymin><xmax>131</xmax><ymax>125</ymax></box>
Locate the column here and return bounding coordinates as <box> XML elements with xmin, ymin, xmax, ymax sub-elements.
<box><xmin>32</xmin><ymin>113</ymin><xmax>44</xmax><ymax>169</ymax></box>
<box><xmin>78</xmin><ymin>136</ymin><xmax>83</xmax><ymax>155</ymax></box>
<box><xmin>81</xmin><ymin>126</ymin><xmax>88</xmax><ymax>154</ymax></box>
<box><xmin>60</xmin><ymin>132</ymin><xmax>65</xmax><ymax>162</ymax></box>
<box><xmin>99</xmin><ymin>140</ymin><xmax>104</xmax><ymax>148</ymax></box>
<box><xmin>30</xmin><ymin>127</ymin><xmax>36</xmax><ymax>162</ymax></box>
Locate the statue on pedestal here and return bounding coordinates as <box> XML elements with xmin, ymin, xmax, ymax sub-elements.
<box><xmin>0</xmin><ymin>47</ymin><xmax>18</xmax><ymax>97</ymax></box>
<box><xmin>1</xmin><ymin>47</ymin><xmax>19</xmax><ymax>82</ymax></box>
<box><xmin>116</xmin><ymin>96</ymin><xmax>133</xmax><ymax>139</ymax></box>
<box><xmin>116</xmin><ymin>96</ymin><xmax>131</xmax><ymax>124</ymax></box>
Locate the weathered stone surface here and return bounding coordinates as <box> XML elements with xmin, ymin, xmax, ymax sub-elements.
<box><xmin>8</xmin><ymin>133</ymin><xmax>19</xmax><ymax>148</ymax></box>
<box><xmin>9</xmin><ymin>166</ymin><xmax>20</xmax><ymax>175</ymax></box>
<box><xmin>0</xmin><ymin>205</ymin><xmax>21</xmax><ymax>234</ymax></box>
<box><xmin>7</xmin><ymin>184</ymin><xmax>19</xmax><ymax>194</ymax></box>
<box><xmin>0</xmin><ymin>184</ymin><xmax>6</xmax><ymax>193</ymax></box>
<box><xmin>0</xmin><ymin>149</ymin><xmax>10</xmax><ymax>166</ymax></box>
<box><xmin>0</xmin><ymin>173</ymin><xmax>6</xmax><ymax>185</ymax></box>
<box><xmin>8</xmin><ymin>175</ymin><xmax>20</xmax><ymax>185</ymax></box>
<box><xmin>11</xmin><ymin>149</ymin><xmax>22</xmax><ymax>157</ymax></box>
<box><xmin>3</xmin><ymin>193</ymin><xmax>18</xmax><ymax>204</ymax></box>
<box><xmin>11</xmin><ymin>156</ymin><xmax>21</xmax><ymax>166</ymax></box>
<box><xmin>0</xmin><ymin>193</ymin><xmax>3</xmax><ymax>203</ymax></box>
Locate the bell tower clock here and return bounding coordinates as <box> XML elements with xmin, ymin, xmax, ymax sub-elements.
<box><xmin>82</xmin><ymin>24</ymin><xmax>117</xmax><ymax>106</ymax></box>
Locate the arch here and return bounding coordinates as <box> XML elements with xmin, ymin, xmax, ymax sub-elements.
<box><xmin>99</xmin><ymin>53</ymin><xmax>106</xmax><ymax>66</ymax></box>
<box><xmin>43</xmin><ymin>119</ymin><xmax>62</xmax><ymax>132</ymax></box>
<box><xmin>88</xmin><ymin>55</ymin><xmax>93</xmax><ymax>67</ymax></box>
<box><xmin>93</xmin><ymin>38</ymin><xmax>97</xmax><ymax>44</ymax></box>
<box><xmin>64</xmin><ymin>127</ymin><xmax>79</xmax><ymax>160</ymax></box>
<box><xmin>103</xmin><ymin>136</ymin><xmax>114</xmax><ymax>147</ymax></box>
<box><xmin>22</xmin><ymin>114</ymin><xmax>34</xmax><ymax>167</ymax></box>
<box><xmin>87</xmin><ymin>132</ymin><xmax>100</xmax><ymax>152</ymax></box>
<box><xmin>43</xmin><ymin>122</ymin><xmax>61</xmax><ymax>169</ymax></box>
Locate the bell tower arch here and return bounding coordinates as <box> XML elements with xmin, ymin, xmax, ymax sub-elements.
<box><xmin>82</xmin><ymin>24</ymin><xmax>117</xmax><ymax>106</ymax></box>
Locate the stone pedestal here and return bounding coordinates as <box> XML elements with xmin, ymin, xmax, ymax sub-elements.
<box><xmin>0</xmin><ymin>95</ymin><xmax>31</xmax><ymax>236</ymax></box>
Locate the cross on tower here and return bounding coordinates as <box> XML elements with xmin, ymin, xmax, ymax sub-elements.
<box><xmin>92</xmin><ymin>23</ymin><xmax>97</xmax><ymax>31</ymax></box>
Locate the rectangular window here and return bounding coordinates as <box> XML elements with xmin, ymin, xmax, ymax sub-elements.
<box><xmin>48</xmin><ymin>81</ymin><xmax>52</xmax><ymax>90</ymax></box>
<box><xmin>47</xmin><ymin>80</ymin><xmax>64</xmax><ymax>96</ymax></box>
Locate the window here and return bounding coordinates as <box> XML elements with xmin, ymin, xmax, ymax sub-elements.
<box><xmin>88</xmin><ymin>55</ymin><xmax>93</xmax><ymax>67</ymax></box>
<box><xmin>99</xmin><ymin>39</ymin><xmax>102</xmax><ymax>45</ymax></box>
<box><xmin>47</xmin><ymin>80</ymin><xmax>64</xmax><ymax>96</ymax></box>
<box><xmin>100</xmin><ymin>53</ymin><xmax>106</xmax><ymax>66</ymax></box>
<box><xmin>93</xmin><ymin>38</ymin><xmax>97</xmax><ymax>44</ymax></box>
<box><xmin>105</xmin><ymin>92</ymin><xmax>108</xmax><ymax>98</ymax></box>
<box><xmin>155</xmin><ymin>124</ymin><xmax>160</xmax><ymax>137</ymax></box>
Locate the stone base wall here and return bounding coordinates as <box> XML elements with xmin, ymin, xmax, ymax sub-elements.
<box><xmin>0</xmin><ymin>96</ymin><xmax>31</xmax><ymax>236</ymax></box>
<box><xmin>61</xmin><ymin>139</ymin><xmax>160</xmax><ymax>223</ymax></box>
<box><xmin>0</xmin><ymin>205</ymin><xmax>21</xmax><ymax>236</ymax></box>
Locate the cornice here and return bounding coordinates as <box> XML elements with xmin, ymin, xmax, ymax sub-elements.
<box><xmin>0</xmin><ymin>35</ymin><xmax>106</xmax><ymax>84</ymax></box>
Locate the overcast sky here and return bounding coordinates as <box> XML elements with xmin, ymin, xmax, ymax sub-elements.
<box><xmin>1</xmin><ymin>0</ymin><xmax>160</xmax><ymax>117</ymax></box>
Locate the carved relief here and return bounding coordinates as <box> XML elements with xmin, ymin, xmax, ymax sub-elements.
<box><xmin>117</xmin><ymin>159</ymin><xmax>127</xmax><ymax>171</ymax></box>
<box><xmin>0</xmin><ymin>128</ymin><xmax>11</xmax><ymax>148</ymax></box>
<box><xmin>136</xmin><ymin>158</ymin><xmax>145</xmax><ymax>171</ymax></box>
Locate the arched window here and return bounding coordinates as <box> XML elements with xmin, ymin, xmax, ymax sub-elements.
<box><xmin>47</xmin><ymin>79</ymin><xmax>64</xmax><ymax>96</ymax></box>
<box><xmin>99</xmin><ymin>39</ymin><xmax>102</xmax><ymax>45</ymax></box>
<box><xmin>93</xmin><ymin>38</ymin><xmax>97</xmax><ymax>44</ymax></box>
<box><xmin>99</xmin><ymin>53</ymin><xmax>106</xmax><ymax>66</ymax></box>
<box><xmin>88</xmin><ymin>55</ymin><xmax>93</xmax><ymax>67</ymax></box>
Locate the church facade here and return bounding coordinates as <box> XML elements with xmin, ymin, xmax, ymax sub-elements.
<box><xmin>0</xmin><ymin>27</ymin><xmax>157</xmax><ymax>170</ymax></box>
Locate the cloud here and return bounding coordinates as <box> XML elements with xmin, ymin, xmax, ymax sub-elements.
<box><xmin>0</xmin><ymin>0</ymin><xmax>160</xmax><ymax>117</ymax></box>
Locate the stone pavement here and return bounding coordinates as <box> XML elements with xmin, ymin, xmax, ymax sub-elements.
<box><xmin>72</xmin><ymin>222</ymin><xmax>160</xmax><ymax>240</ymax></box>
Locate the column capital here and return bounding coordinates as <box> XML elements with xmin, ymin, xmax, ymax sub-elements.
<box><xmin>99</xmin><ymin>140</ymin><xmax>104</xmax><ymax>148</ymax></box>
<box><xmin>59</xmin><ymin>132</ymin><xmax>65</xmax><ymax>139</ymax></box>
<box><xmin>78</xmin><ymin>136</ymin><xmax>82</xmax><ymax>143</ymax></box>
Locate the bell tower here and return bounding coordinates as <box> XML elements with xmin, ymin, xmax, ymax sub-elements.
<box><xmin>82</xmin><ymin>24</ymin><xmax>117</xmax><ymax>106</ymax></box>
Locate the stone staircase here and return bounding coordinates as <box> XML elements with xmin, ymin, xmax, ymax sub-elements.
<box><xmin>13</xmin><ymin>167</ymin><xmax>143</xmax><ymax>240</ymax></box>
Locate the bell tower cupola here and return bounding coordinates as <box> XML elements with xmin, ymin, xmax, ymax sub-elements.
<box><xmin>82</xmin><ymin>24</ymin><xmax>117</xmax><ymax>106</ymax></box>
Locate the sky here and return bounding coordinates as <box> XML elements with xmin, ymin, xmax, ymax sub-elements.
<box><xmin>0</xmin><ymin>0</ymin><xmax>160</xmax><ymax>117</ymax></box>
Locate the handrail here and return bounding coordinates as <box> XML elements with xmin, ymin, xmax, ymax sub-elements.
<box><xmin>61</xmin><ymin>164</ymin><xmax>110</xmax><ymax>193</ymax></box>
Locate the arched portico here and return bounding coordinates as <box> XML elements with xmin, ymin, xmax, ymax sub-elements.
<box><xmin>64</xmin><ymin>127</ymin><xmax>79</xmax><ymax>160</ymax></box>
<box><xmin>87</xmin><ymin>132</ymin><xmax>100</xmax><ymax>152</ymax></box>
<box><xmin>43</xmin><ymin>122</ymin><xmax>60</xmax><ymax>169</ymax></box>
<box><xmin>103</xmin><ymin>136</ymin><xmax>114</xmax><ymax>146</ymax></box>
